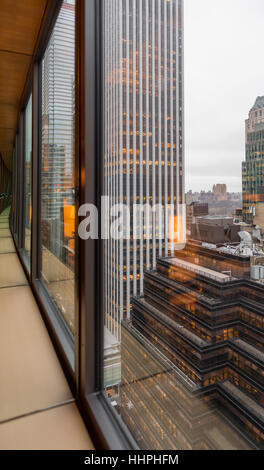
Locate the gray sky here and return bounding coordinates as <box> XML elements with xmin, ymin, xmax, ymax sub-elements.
<box><xmin>185</xmin><ymin>0</ymin><xmax>264</xmax><ymax>193</ymax></box>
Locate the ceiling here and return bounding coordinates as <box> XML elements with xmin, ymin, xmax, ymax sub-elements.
<box><xmin>0</xmin><ymin>0</ymin><xmax>48</xmax><ymax>171</ymax></box>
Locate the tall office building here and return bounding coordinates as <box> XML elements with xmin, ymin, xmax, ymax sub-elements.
<box><xmin>242</xmin><ymin>96</ymin><xmax>264</xmax><ymax>224</ymax></box>
<box><xmin>41</xmin><ymin>1</ymin><xmax>75</xmax><ymax>223</ymax></box>
<box><xmin>41</xmin><ymin>0</ymin><xmax>75</xmax><ymax>257</ymax></box>
<box><xmin>104</xmin><ymin>0</ymin><xmax>185</xmax><ymax>341</ymax></box>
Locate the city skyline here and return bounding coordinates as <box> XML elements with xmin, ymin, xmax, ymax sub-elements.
<box><xmin>185</xmin><ymin>0</ymin><xmax>264</xmax><ymax>193</ymax></box>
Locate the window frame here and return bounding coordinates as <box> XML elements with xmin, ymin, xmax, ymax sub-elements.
<box><xmin>20</xmin><ymin>83</ymin><xmax>33</xmax><ymax>273</ymax></box>
<box><xmin>11</xmin><ymin>0</ymin><xmax>77</xmax><ymax>388</ymax></box>
<box><xmin>76</xmin><ymin>0</ymin><xmax>139</xmax><ymax>450</ymax></box>
<box><xmin>32</xmin><ymin>0</ymin><xmax>77</xmax><ymax>386</ymax></box>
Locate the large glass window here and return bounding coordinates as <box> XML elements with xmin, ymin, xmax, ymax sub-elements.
<box><xmin>23</xmin><ymin>94</ymin><xmax>32</xmax><ymax>266</ymax></box>
<box><xmin>14</xmin><ymin>134</ymin><xmax>20</xmax><ymax>242</ymax></box>
<box><xmin>40</xmin><ymin>0</ymin><xmax>76</xmax><ymax>333</ymax></box>
<box><xmin>101</xmin><ymin>0</ymin><xmax>264</xmax><ymax>450</ymax></box>
<box><xmin>103</xmin><ymin>0</ymin><xmax>187</xmax><ymax>448</ymax></box>
<box><xmin>11</xmin><ymin>140</ymin><xmax>18</xmax><ymax>236</ymax></box>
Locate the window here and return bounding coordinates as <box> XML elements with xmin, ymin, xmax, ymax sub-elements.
<box><xmin>98</xmin><ymin>0</ymin><xmax>264</xmax><ymax>450</ymax></box>
<box><xmin>12</xmin><ymin>137</ymin><xmax>18</xmax><ymax>238</ymax></box>
<box><xmin>40</xmin><ymin>0</ymin><xmax>76</xmax><ymax>334</ymax></box>
<box><xmin>14</xmin><ymin>133</ymin><xmax>21</xmax><ymax>243</ymax></box>
<box><xmin>102</xmin><ymin>0</ymin><xmax>188</xmax><ymax>450</ymax></box>
<box><xmin>23</xmin><ymin>94</ymin><xmax>32</xmax><ymax>267</ymax></box>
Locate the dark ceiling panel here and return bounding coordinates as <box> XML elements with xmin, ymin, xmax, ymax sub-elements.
<box><xmin>0</xmin><ymin>105</ymin><xmax>18</xmax><ymax>130</ymax></box>
<box><xmin>1</xmin><ymin>150</ymin><xmax>13</xmax><ymax>172</ymax></box>
<box><xmin>0</xmin><ymin>0</ymin><xmax>47</xmax><ymax>56</ymax></box>
<box><xmin>0</xmin><ymin>0</ymin><xmax>48</xmax><ymax>170</ymax></box>
<box><xmin>0</xmin><ymin>129</ymin><xmax>15</xmax><ymax>147</ymax></box>
<box><xmin>0</xmin><ymin>51</ymin><xmax>31</xmax><ymax>106</ymax></box>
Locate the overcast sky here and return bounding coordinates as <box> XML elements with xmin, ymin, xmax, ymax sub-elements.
<box><xmin>184</xmin><ymin>0</ymin><xmax>264</xmax><ymax>193</ymax></box>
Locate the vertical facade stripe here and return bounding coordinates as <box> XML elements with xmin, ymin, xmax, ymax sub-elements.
<box><xmin>164</xmin><ymin>0</ymin><xmax>168</xmax><ymax>257</ymax></box>
<box><xmin>158</xmin><ymin>0</ymin><xmax>162</xmax><ymax>257</ymax></box>
<box><xmin>132</xmin><ymin>0</ymin><xmax>137</xmax><ymax>296</ymax></box>
<box><xmin>170</xmin><ymin>0</ymin><xmax>174</xmax><ymax>245</ymax></box>
<box><xmin>152</xmin><ymin>0</ymin><xmax>156</xmax><ymax>270</ymax></box>
<box><xmin>145</xmin><ymin>0</ymin><xmax>150</xmax><ymax>271</ymax></box>
<box><xmin>139</xmin><ymin>0</ymin><xmax>143</xmax><ymax>294</ymax></box>
<box><xmin>126</xmin><ymin>0</ymin><xmax>130</xmax><ymax>320</ymax></box>
<box><xmin>119</xmin><ymin>0</ymin><xmax>123</xmax><ymax>334</ymax></box>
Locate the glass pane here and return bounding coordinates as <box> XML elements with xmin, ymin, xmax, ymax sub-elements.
<box><xmin>40</xmin><ymin>0</ymin><xmax>76</xmax><ymax>333</ymax></box>
<box><xmin>103</xmin><ymin>0</ymin><xmax>263</xmax><ymax>450</ymax></box>
<box><xmin>23</xmin><ymin>94</ymin><xmax>32</xmax><ymax>265</ymax></box>
<box><xmin>14</xmin><ymin>135</ymin><xmax>19</xmax><ymax>240</ymax></box>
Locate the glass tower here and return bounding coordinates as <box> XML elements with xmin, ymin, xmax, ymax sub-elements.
<box><xmin>242</xmin><ymin>96</ymin><xmax>264</xmax><ymax>224</ymax></box>
<box><xmin>103</xmin><ymin>0</ymin><xmax>185</xmax><ymax>343</ymax></box>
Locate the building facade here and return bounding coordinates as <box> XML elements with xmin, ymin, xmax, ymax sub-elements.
<box><xmin>104</xmin><ymin>0</ymin><xmax>185</xmax><ymax>341</ymax></box>
<box><xmin>41</xmin><ymin>0</ymin><xmax>75</xmax><ymax>258</ymax></box>
<box><xmin>186</xmin><ymin>202</ymin><xmax>208</xmax><ymax>235</ymax></box>
<box><xmin>243</xmin><ymin>96</ymin><xmax>264</xmax><ymax>224</ymax></box>
<box><xmin>213</xmin><ymin>184</ymin><xmax>227</xmax><ymax>201</ymax></box>
<box><xmin>121</xmin><ymin>242</ymin><xmax>264</xmax><ymax>449</ymax></box>
<box><xmin>190</xmin><ymin>215</ymin><xmax>241</xmax><ymax>245</ymax></box>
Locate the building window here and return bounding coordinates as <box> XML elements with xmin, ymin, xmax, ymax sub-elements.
<box><xmin>23</xmin><ymin>94</ymin><xmax>32</xmax><ymax>267</ymax></box>
<box><xmin>102</xmin><ymin>0</ymin><xmax>186</xmax><ymax>449</ymax></box>
<box><xmin>40</xmin><ymin>0</ymin><xmax>76</xmax><ymax>333</ymax></box>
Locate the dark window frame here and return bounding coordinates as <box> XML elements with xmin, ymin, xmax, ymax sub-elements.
<box><xmin>76</xmin><ymin>0</ymin><xmax>138</xmax><ymax>450</ymax></box>
<box><xmin>20</xmin><ymin>81</ymin><xmax>33</xmax><ymax>273</ymax></box>
<box><xmin>32</xmin><ymin>0</ymin><xmax>77</xmax><ymax>387</ymax></box>
<box><xmin>11</xmin><ymin>0</ymin><xmax>76</xmax><ymax>392</ymax></box>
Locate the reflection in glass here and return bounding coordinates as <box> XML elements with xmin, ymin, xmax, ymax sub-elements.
<box><xmin>24</xmin><ymin>95</ymin><xmax>32</xmax><ymax>264</ymax></box>
<box><xmin>40</xmin><ymin>0</ymin><xmax>76</xmax><ymax>332</ymax></box>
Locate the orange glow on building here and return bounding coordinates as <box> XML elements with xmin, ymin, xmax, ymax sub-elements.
<box><xmin>64</xmin><ymin>202</ymin><xmax>75</xmax><ymax>239</ymax></box>
<box><xmin>169</xmin><ymin>214</ymin><xmax>186</xmax><ymax>247</ymax></box>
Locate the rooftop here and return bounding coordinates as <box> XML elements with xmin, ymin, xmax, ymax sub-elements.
<box><xmin>197</xmin><ymin>215</ymin><xmax>232</xmax><ymax>220</ymax></box>
<box><xmin>251</xmin><ymin>96</ymin><xmax>264</xmax><ymax>111</ymax></box>
<box><xmin>169</xmin><ymin>257</ymin><xmax>235</xmax><ymax>283</ymax></box>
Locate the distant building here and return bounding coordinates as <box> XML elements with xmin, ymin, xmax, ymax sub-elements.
<box><xmin>190</xmin><ymin>215</ymin><xmax>240</xmax><ymax>244</ymax></box>
<box><xmin>234</xmin><ymin>208</ymin><xmax>243</xmax><ymax>224</ymax></box>
<box><xmin>253</xmin><ymin>201</ymin><xmax>264</xmax><ymax>237</ymax></box>
<box><xmin>243</xmin><ymin>96</ymin><xmax>264</xmax><ymax>224</ymax></box>
<box><xmin>185</xmin><ymin>190</ymin><xmax>199</xmax><ymax>205</ymax></box>
<box><xmin>187</xmin><ymin>202</ymin><xmax>208</xmax><ymax>235</ymax></box>
<box><xmin>213</xmin><ymin>184</ymin><xmax>227</xmax><ymax>201</ymax></box>
<box><xmin>186</xmin><ymin>189</ymin><xmax>242</xmax><ymax>218</ymax></box>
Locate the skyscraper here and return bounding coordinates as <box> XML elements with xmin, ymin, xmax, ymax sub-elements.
<box><xmin>103</xmin><ymin>0</ymin><xmax>185</xmax><ymax>342</ymax></box>
<box><xmin>242</xmin><ymin>96</ymin><xmax>264</xmax><ymax>224</ymax></box>
<box><xmin>41</xmin><ymin>0</ymin><xmax>75</xmax><ymax>257</ymax></box>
